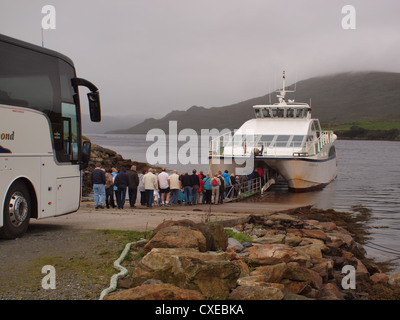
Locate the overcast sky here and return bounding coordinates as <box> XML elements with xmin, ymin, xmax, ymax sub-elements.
<box><xmin>1</xmin><ymin>0</ymin><xmax>400</xmax><ymax>119</ymax></box>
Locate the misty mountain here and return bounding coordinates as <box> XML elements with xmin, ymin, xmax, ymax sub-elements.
<box><xmin>107</xmin><ymin>71</ymin><xmax>400</xmax><ymax>134</ymax></box>
<box><xmin>82</xmin><ymin>113</ymin><xmax>146</xmax><ymax>134</ymax></box>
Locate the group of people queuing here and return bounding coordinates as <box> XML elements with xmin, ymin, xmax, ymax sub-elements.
<box><xmin>91</xmin><ymin>163</ymin><xmax>264</xmax><ymax>209</ymax></box>
<box><xmin>90</xmin><ymin>162</ymin><xmax>140</xmax><ymax>209</ymax></box>
<box><xmin>138</xmin><ymin>168</ymin><xmax>236</xmax><ymax>207</ymax></box>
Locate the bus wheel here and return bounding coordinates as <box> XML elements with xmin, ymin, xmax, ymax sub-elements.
<box><xmin>0</xmin><ymin>181</ymin><xmax>31</xmax><ymax>239</ymax></box>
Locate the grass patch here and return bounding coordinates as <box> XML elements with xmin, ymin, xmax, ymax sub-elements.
<box><xmin>225</xmin><ymin>228</ymin><xmax>252</xmax><ymax>243</ymax></box>
<box><xmin>323</xmin><ymin>121</ymin><xmax>400</xmax><ymax>131</ymax></box>
<box><xmin>322</xmin><ymin>121</ymin><xmax>400</xmax><ymax>140</ymax></box>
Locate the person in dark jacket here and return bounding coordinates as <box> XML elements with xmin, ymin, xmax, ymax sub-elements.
<box><xmin>191</xmin><ymin>169</ymin><xmax>200</xmax><ymax>205</ymax></box>
<box><xmin>181</xmin><ymin>172</ymin><xmax>193</xmax><ymax>205</ymax></box>
<box><xmin>91</xmin><ymin>162</ymin><xmax>106</xmax><ymax>209</ymax></box>
<box><xmin>127</xmin><ymin>165</ymin><xmax>139</xmax><ymax>208</ymax></box>
<box><xmin>114</xmin><ymin>166</ymin><xmax>130</xmax><ymax>209</ymax></box>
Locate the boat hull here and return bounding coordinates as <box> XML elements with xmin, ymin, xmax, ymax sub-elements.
<box><xmin>264</xmin><ymin>156</ymin><xmax>337</xmax><ymax>192</ymax></box>
<box><xmin>209</xmin><ymin>154</ymin><xmax>337</xmax><ymax>192</ymax></box>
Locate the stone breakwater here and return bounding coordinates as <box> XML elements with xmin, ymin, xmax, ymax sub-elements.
<box><xmin>105</xmin><ymin>207</ymin><xmax>400</xmax><ymax>300</ymax></box>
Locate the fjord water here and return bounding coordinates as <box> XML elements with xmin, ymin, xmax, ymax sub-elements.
<box><xmin>87</xmin><ymin>134</ymin><xmax>400</xmax><ymax>268</ymax></box>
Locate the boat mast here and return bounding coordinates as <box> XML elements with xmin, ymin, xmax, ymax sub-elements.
<box><xmin>276</xmin><ymin>71</ymin><xmax>294</xmax><ymax>105</ymax></box>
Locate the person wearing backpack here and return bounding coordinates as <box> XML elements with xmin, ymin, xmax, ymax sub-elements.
<box><xmin>211</xmin><ymin>173</ymin><xmax>221</xmax><ymax>204</ymax></box>
<box><xmin>203</xmin><ymin>174</ymin><xmax>212</xmax><ymax>204</ymax></box>
<box><xmin>105</xmin><ymin>168</ymin><xmax>115</xmax><ymax>208</ymax></box>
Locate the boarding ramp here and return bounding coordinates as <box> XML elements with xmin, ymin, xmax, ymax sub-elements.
<box><xmin>224</xmin><ymin>176</ymin><xmax>276</xmax><ymax>202</ymax></box>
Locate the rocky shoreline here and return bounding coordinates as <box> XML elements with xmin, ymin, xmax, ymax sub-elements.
<box><xmin>103</xmin><ymin>206</ymin><xmax>400</xmax><ymax>300</ymax></box>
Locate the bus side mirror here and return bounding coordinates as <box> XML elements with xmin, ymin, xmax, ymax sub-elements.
<box><xmin>71</xmin><ymin>77</ymin><xmax>101</xmax><ymax>123</ymax></box>
<box><xmin>88</xmin><ymin>91</ymin><xmax>101</xmax><ymax>122</ymax></box>
<box><xmin>81</xmin><ymin>141</ymin><xmax>91</xmax><ymax>170</ymax></box>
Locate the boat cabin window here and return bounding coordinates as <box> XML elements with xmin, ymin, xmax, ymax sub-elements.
<box><xmin>292</xmin><ymin>135</ymin><xmax>306</xmax><ymax>147</ymax></box>
<box><xmin>272</xmin><ymin>108</ymin><xmax>284</xmax><ymax>118</ymax></box>
<box><xmin>259</xmin><ymin>135</ymin><xmax>275</xmax><ymax>143</ymax></box>
<box><xmin>262</xmin><ymin>108</ymin><xmax>270</xmax><ymax>118</ymax></box>
<box><xmin>254</xmin><ymin>106</ymin><xmax>310</xmax><ymax>119</ymax></box>
<box><xmin>275</xmin><ymin>135</ymin><xmax>290</xmax><ymax>147</ymax></box>
<box><xmin>258</xmin><ymin>135</ymin><xmax>306</xmax><ymax>148</ymax></box>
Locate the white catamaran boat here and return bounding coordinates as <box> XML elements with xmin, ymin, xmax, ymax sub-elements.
<box><xmin>209</xmin><ymin>71</ymin><xmax>337</xmax><ymax>192</ymax></box>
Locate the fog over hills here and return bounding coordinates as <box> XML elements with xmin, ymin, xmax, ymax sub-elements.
<box><xmin>107</xmin><ymin>71</ymin><xmax>400</xmax><ymax>134</ymax></box>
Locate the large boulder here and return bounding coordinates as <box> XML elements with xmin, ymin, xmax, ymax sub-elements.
<box><xmin>318</xmin><ymin>283</ymin><xmax>344</xmax><ymax>300</ymax></box>
<box><xmin>283</xmin><ymin>263</ymin><xmax>323</xmax><ymax>290</ymax></box>
<box><xmin>287</xmin><ymin>229</ymin><xmax>328</xmax><ymax>242</ymax></box>
<box><xmin>197</xmin><ymin>223</ymin><xmax>228</xmax><ymax>251</ymax></box>
<box><xmin>294</xmin><ymin>244</ymin><xmax>323</xmax><ymax>264</ymax></box>
<box><xmin>150</xmin><ymin>219</ymin><xmax>200</xmax><ymax>238</ymax></box>
<box><xmin>250</xmin><ymin>263</ymin><xmax>288</xmax><ymax>283</ymax></box>
<box><xmin>149</xmin><ymin>219</ymin><xmax>228</xmax><ymax>252</ymax></box>
<box><xmin>144</xmin><ymin>225</ymin><xmax>207</xmax><ymax>253</ymax></box>
<box><xmin>228</xmin><ymin>285</ymin><xmax>284</xmax><ymax>300</ymax></box>
<box><xmin>242</xmin><ymin>244</ymin><xmax>300</xmax><ymax>266</ymax></box>
<box><xmin>133</xmin><ymin>248</ymin><xmax>241</xmax><ymax>299</ymax></box>
<box><xmin>105</xmin><ymin>283</ymin><xmax>204</xmax><ymax>300</ymax></box>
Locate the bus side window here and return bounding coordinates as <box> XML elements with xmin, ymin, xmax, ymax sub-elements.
<box><xmin>59</xmin><ymin>60</ymin><xmax>79</xmax><ymax>163</ymax></box>
<box><xmin>61</xmin><ymin>103</ymin><xmax>79</xmax><ymax>161</ymax></box>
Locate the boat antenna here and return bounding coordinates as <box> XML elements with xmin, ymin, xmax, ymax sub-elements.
<box><xmin>41</xmin><ymin>27</ymin><xmax>45</xmax><ymax>47</ymax></box>
<box><xmin>268</xmin><ymin>86</ymin><xmax>271</xmax><ymax>104</ymax></box>
<box><xmin>276</xmin><ymin>71</ymin><xmax>295</xmax><ymax>104</ymax></box>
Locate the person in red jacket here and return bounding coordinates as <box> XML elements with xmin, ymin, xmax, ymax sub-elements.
<box><xmin>197</xmin><ymin>172</ymin><xmax>205</xmax><ymax>204</ymax></box>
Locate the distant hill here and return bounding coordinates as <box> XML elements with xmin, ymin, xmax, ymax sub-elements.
<box><xmin>108</xmin><ymin>71</ymin><xmax>400</xmax><ymax>134</ymax></box>
<box><xmin>82</xmin><ymin>113</ymin><xmax>146</xmax><ymax>134</ymax></box>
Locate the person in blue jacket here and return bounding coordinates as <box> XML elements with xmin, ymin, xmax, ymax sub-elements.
<box><xmin>202</xmin><ymin>174</ymin><xmax>212</xmax><ymax>204</ymax></box>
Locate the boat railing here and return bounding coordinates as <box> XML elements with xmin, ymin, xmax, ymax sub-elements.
<box><xmin>209</xmin><ymin>131</ymin><xmax>336</xmax><ymax>158</ymax></box>
<box><xmin>209</xmin><ymin>131</ymin><xmax>236</xmax><ymax>156</ymax></box>
<box><xmin>224</xmin><ymin>177</ymin><xmax>262</xmax><ymax>201</ymax></box>
<box><xmin>304</xmin><ymin>131</ymin><xmax>336</xmax><ymax>156</ymax></box>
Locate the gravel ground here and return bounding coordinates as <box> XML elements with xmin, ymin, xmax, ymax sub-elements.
<box><xmin>0</xmin><ymin>224</ymin><xmax>126</xmax><ymax>300</ymax></box>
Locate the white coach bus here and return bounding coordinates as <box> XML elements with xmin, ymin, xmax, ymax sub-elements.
<box><xmin>0</xmin><ymin>34</ymin><xmax>101</xmax><ymax>239</ymax></box>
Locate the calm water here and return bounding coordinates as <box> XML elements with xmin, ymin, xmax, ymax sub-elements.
<box><xmin>87</xmin><ymin>134</ymin><xmax>400</xmax><ymax>268</ymax></box>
